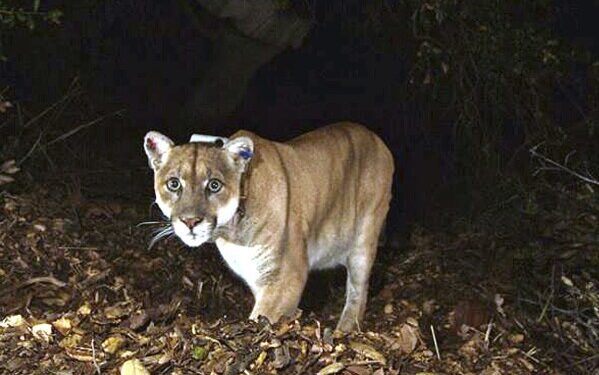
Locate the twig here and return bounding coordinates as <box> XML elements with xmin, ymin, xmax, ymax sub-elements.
<box><xmin>430</xmin><ymin>325</ymin><xmax>441</xmax><ymax>360</ymax></box>
<box><xmin>21</xmin><ymin>275</ymin><xmax>66</xmax><ymax>288</ymax></box>
<box><xmin>18</xmin><ymin>130</ymin><xmax>43</xmax><ymax>165</ymax></box>
<box><xmin>521</xmin><ymin>347</ymin><xmax>541</xmax><ymax>364</ymax></box>
<box><xmin>197</xmin><ymin>280</ymin><xmax>204</xmax><ymax>301</ymax></box>
<box><xmin>0</xmin><ymin>275</ymin><xmax>68</xmax><ymax>297</ymax></box>
<box><xmin>174</xmin><ymin>324</ymin><xmax>191</xmax><ymax>353</ymax></box>
<box><xmin>530</xmin><ymin>144</ymin><xmax>599</xmax><ymax>186</ymax></box>
<box><xmin>91</xmin><ymin>334</ymin><xmax>102</xmax><ymax>375</ymax></box>
<box><xmin>57</xmin><ymin>246</ymin><xmax>98</xmax><ymax>250</ymax></box>
<box><xmin>23</xmin><ymin>88</ymin><xmax>81</xmax><ymax>129</ymax></box>
<box><xmin>537</xmin><ymin>265</ymin><xmax>555</xmax><ymax>323</ymax></box>
<box><xmin>567</xmin><ymin>354</ymin><xmax>599</xmax><ymax>368</ymax></box>
<box><xmin>484</xmin><ymin>319</ymin><xmax>493</xmax><ymax>350</ymax></box>
<box><xmin>45</xmin><ymin>109</ymin><xmax>125</xmax><ymax>147</ymax></box>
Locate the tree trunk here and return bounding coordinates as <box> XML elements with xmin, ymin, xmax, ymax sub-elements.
<box><xmin>181</xmin><ymin>0</ymin><xmax>310</xmax><ymax>129</ymax></box>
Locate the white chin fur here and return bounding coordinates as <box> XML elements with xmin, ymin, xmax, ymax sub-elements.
<box><xmin>173</xmin><ymin>220</ymin><xmax>212</xmax><ymax>247</ymax></box>
<box><xmin>217</xmin><ymin>197</ymin><xmax>239</xmax><ymax>225</ymax></box>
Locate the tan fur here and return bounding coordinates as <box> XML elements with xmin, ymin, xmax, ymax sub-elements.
<box><xmin>144</xmin><ymin>122</ymin><xmax>394</xmax><ymax>331</ymax></box>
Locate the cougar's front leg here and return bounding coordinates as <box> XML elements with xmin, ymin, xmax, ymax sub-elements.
<box><xmin>249</xmin><ymin>242</ymin><xmax>308</xmax><ymax>323</ymax></box>
<box><xmin>249</xmin><ymin>281</ymin><xmax>304</xmax><ymax>323</ymax></box>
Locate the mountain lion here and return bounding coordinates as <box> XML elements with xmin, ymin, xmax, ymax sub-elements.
<box><xmin>144</xmin><ymin>122</ymin><xmax>393</xmax><ymax>331</ymax></box>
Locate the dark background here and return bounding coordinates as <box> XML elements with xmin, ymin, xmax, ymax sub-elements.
<box><xmin>1</xmin><ymin>0</ymin><xmax>597</xmax><ymax>232</ymax></box>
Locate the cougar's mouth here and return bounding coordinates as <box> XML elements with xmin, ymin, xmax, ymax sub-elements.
<box><xmin>173</xmin><ymin>218</ymin><xmax>215</xmax><ymax>247</ymax></box>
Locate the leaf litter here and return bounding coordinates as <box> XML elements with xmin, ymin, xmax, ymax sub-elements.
<box><xmin>0</xmin><ymin>180</ymin><xmax>597</xmax><ymax>374</ymax></box>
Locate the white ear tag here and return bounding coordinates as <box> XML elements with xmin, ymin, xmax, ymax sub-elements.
<box><xmin>189</xmin><ymin>134</ymin><xmax>229</xmax><ymax>147</ymax></box>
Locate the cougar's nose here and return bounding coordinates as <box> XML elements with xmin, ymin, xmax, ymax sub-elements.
<box><xmin>181</xmin><ymin>217</ymin><xmax>202</xmax><ymax>229</ymax></box>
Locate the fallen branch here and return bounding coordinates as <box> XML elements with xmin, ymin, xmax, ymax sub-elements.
<box><xmin>0</xmin><ymin>275</ymin><xmax>67</xmax><ymax>297</ymax></box>
<box><xmin>530</xmin><ymin>144</ymin><xmax>599</xmax><ymax>186</ymax></box>
<box><xmin>20</xmin><ymin>275</ymin><xmax>67</xmax><ymax>288</ymax></box>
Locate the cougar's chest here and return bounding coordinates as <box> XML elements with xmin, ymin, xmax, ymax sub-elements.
<box><xmin>215</xmin><ymin>238</ymin><xmax>275</xmax><ymax>293</ymax></box>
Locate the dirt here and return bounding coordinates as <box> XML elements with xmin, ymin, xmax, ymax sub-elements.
<box><xmin>0</xmin><ymin>176</ymin><xmax>597</xmax><ymax>374</ymax></box>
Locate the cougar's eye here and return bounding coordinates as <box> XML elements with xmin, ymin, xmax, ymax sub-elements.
<box><xmin>207</xmin><ymin>178</ymin><xmax>222</xmax><ymax>193</ymax></box>
<box><xmin>166</xmin><ymin>177</ymin><xmax>181</xmax><ymax>192</ymax></box>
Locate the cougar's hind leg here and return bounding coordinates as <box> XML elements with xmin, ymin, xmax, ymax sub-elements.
<box><xmin>336</xmin><ymin>212</ymin><xmax>386</xmax><ymax>332</ymax></box>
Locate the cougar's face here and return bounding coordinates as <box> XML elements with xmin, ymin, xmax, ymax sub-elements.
<box><xmin>144</xmin><ymin>132</ymin><xmax>253</xmax><ymax>247</ymax></box>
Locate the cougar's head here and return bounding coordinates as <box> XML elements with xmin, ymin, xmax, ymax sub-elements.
<box><xmin>143</xmin><ymin>131</ymin><xmax>253</xmax><ymax>247</ymax></box>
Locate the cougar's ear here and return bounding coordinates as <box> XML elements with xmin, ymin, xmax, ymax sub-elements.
<box><xmin>144</xmin><ymin>131</ymin><xmax>174</xmax><ymax>170</ymax></box>
<box><xmin>224</xmin><ymin>136</ymin><xmax>254</xmax><ymax>170</ymax></box>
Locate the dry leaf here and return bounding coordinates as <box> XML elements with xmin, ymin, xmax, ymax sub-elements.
<box><xmin>561</xmin><ymin>276</ymin><xmax>574</xmax><ymax>287</ymax></box>
<box><xmin>508</xmin><ymin>334</ymin><xmax>524</xmax><ymax>344</ymax></box>
<box><xmin>52</xmin><ymin>317</ymin><xmax>72</xmax><ymax>335</ymax></box>
<box><xmin>254</xmin><ymin>351</ymin><xmax>268</xmax><ymax>369</ymax></box>
<box><xmin>0</xmin><ymin>174</ymin><xmax>15</xmax><ymax>185</ymax></box>
<box><xmin>494</xmin><ymin>294</ymin><xmax>505</xmax><ymax>317</ymax></box>
<box><xmin>0</xmin><ymin>314</ymin><xmax>26</xmax><ymax>328</ymax></box>
<box><xmin>343</xmin><ymin>365</ymin><xmax>371</xmax><ymax>375</ymax></box>
<box><xmin>59</xmin><ymin>333</ymin><xmax>83</xmax><ymax>349</ymax></box>
<box><xmin>0</xmin><ymin>101</ymin><xmax>12</xmax><ymax>113</ymax></box>
<box><xmin>65</xmin><ymin>348</ymin><xmax>95</xmax><ymax>362</ymax></box>
<box><xmin>518</xmin><ymin>357</ymin><xmax>535</xmax><ymax>372</ymax></box>
<box><xmin>384</xmin><ymin>304</ymin><xmax>394</xmax><ymax>314</ymax></box>
<box><xmin>105</xmin><ymin>304</ymin><xmax>128</xmax><ymax>319</ymax></box>
<box><xmin>120</xmin><ymin>358</ymin><xmax>150</xmax><ymax>375</ymax></box>
<box><xmin>272</xmin><ymin>344</ymin><xmax>291</xmax><ymax>369</ymax></box>
<box><xmin>394</xmin><ymin>321</ymin><xmax>419</xmax><ymax>354</ymax></box>
<box><xmin>441</xmin><ymin>62</ymin><xmax>449</xmax><ymax>74</ymax></box>
<box><xmin>317</xmin><ymin>362</ymin><xmax>345</xmax><ymax>375</ymax></box>
<box><xmin>450</xmin><ymin>300</ymin><xmax>489</xmax><ymax>334</ymax></box>
<box><xmin>128</xmin><ymin>310</ymin><xmax>150</xmax><ymax>330</ymax></box>
<box><xmin>0</xmin><ymin>160</ymin><xmax>19</xmax><ymax>174</ymax></box>
<box><xmin>31</xmin><ymin>323</ymin><xmax>53</xmax><ymax>342</ymax></box>
<box><xmin>349</xmin><ymin>341</ymin><xmax>386</xmax><ymax>364</ymax></box>
<box><xmin>102</xmin><ymin>335</ymin><xmax>126</xmax><ymax>354</ymax></box>
<box><xmin>422</xmin><ymin>299</ymin><xmax>436</xmax><ymax>315</ymax></box>
<box><xmin>158</xmin><ymin>352</ymin><xmax>172</xmax><ymax>365</ymax></box>
<box><xmin>77</xmin><ymin>302</ymin><xmax>92</xmax><ymax>316</ymax></box>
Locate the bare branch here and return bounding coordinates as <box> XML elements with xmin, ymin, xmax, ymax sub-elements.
<box><xmin>530</xmin><ymin>144</ymin><xmax>599</xmax><ymax>186</ymax></box>
<box><xmin>45</xmin><ymin>109</ymin><xmax>125</xmax><ymax>147</ymax></box>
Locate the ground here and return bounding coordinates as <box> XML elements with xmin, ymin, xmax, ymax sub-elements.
<box><xmin>0</xmin><ymin>172</ymin><xmax>597</xmax><ymax>374</ymax></box>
